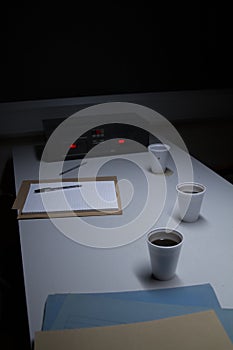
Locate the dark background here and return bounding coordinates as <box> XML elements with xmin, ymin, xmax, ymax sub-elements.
<box><xmin>1</xmin><ymin>3</ymin><xmax>233</xmax><ymax>103</ymax></box>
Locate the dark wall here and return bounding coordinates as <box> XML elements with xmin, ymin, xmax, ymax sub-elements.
<box><xmin>1</xmin><ymin>3</ymin><xmax>233</xmax><ymax>102</ymax></box>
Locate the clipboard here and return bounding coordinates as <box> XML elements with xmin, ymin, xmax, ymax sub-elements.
<box><xmin>12</xmin><ymin>176</ymin><xmax>122</xmax><ymax>219</ymax></box>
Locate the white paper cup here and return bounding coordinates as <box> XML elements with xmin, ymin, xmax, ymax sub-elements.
<box><xmin>176</xmin><ymin>182</ymin><xmax>206</xmax><ymax>222</ymax></box>
<box><xmin>148</xmin><ymin>143</ymin><xmax>170</xmax><ymax>173</ymax></box>
<box><xmin>147</xmin><ymin>228</ymin><xmax>183</xmax><ymax>280</ymax></box>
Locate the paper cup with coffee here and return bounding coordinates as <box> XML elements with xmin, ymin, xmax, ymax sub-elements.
<box><xmin>148</xmin><ymin>143</ymin><xmax>170</xmax><ymax>173</ymax></box>
<box><xmin>176</xmin><ymin>182</ymin><xmax>206</xmax><ymax>222</ymax></box>
<box><xmin>147</xmin><ymin>228</ymin><xmax>183</xmax><ymax>280</ymax></box>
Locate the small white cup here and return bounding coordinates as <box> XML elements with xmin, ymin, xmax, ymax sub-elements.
<box><xmin>148</xmin><ymin>143</ymin><xmax>170</xmax><ymax>173</ymax></box>
<box><xmin>147</xmin><ymin>228</ymin><xmax>183</xmax><ymax>280</ymax></box>
<box><xmin>176</xmin><ymin>182</ymin><xmax>206</xmax><ymax>222</ymax></box>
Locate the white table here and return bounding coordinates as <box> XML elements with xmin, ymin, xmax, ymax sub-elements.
<box><xmin>13</xmin><ymin>143</ymin><xmax>233</xmax><ymax>343</ymax></box>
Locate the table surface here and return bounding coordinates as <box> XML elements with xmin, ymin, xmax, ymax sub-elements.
<box><xmin>13</xmin><ymin>143</ymin><xmax>233</xmax><ymax>342</ymax></box>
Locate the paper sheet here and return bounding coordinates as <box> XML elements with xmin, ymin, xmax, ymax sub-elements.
<box><xmin>22</xmin><ymin>180</ymin><xmax>118</xmax><ymax>213</ymax></box>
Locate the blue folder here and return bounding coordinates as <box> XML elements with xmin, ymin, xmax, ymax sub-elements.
<box><xmin>42</xmin><ymin>284</ymin><xmax>233</xmax><ymax>343</ymax></box>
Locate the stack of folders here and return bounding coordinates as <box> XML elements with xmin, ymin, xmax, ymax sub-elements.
<box><xmin>35</xmin><ymin>284</ymin><xmax>233</xmax><ymax>349</ymax></box>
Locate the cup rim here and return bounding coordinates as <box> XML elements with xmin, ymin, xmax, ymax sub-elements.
<box><xmin>147</xmin><ymin>228</ymin><xmax>183</xmax><ymax>249</ymax></box>
<box><xmin>148</xmin><ymin>143</ymin><xmax>170</xmax><ymax>152</ymax></box>
<box><xmin>176</xmin><ymin>182</ymin><xmax>206</xmax><ymax>195</ymax></box>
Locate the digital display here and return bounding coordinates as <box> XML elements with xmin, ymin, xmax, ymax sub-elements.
<box><xmin>92</xmin><ymin>128</ymin><xmax>104</xmax><ymax>137</ymax></box>
<box><xmin>118</xmin><ymin>139</ymin><xmax>125</xmax><ymax>144</ymax></box>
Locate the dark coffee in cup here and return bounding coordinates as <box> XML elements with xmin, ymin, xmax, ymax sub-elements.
<box><xmin>148</xmin><ymin>230</ymin><xmax>182</xmax><ymax>247</ymax></box>
<box><xmin>182</xmin><ymin>190</ymin><xmax>199</xmax><ymax>194</ymax></box>
<box><xmin>179</xmin><ymin>184</ymin><xmax>204</xmax><ymax>194</ymax></box>
<box><xmin>151</xmin><ymin>238</ymin><xmax>178</xmax><ymax>247</ymax></box>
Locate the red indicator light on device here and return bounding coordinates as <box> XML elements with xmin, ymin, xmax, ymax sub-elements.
<box><xmin>70</xmin><ymin>143</ymin><xmax>77</xmax><ymax>149</ymax></box>
<box><xmin>118</xmin><ymin>139</ymin><xmax>125</xmax><ymax>144</ymax></box>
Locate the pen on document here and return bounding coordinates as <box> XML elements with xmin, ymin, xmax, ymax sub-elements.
<box><xmin>34</xmin><ymin>185</ymin><xmax>82</xmax><ymax>193</ymax></box>
<box><xmin>59</xmin><ymin>161</ymin><xmax>87</xmax><ymax>176</ymax></box>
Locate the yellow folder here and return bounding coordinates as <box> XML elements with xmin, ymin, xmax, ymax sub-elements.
<box><xmin>35</xmin><ymin>310</ymin><xmax>233</xmax><ymax>350</ymax></box>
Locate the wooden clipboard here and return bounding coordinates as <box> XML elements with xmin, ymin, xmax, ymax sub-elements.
<box><xmin>12</xmin><ymin>176</ymin><xmax>122</xmax><ymax>219</ymax></box>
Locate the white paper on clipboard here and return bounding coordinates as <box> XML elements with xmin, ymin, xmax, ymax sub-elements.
<box><xmin>22</xmin><ymin>180</ymin><xmax>119</xmax><ymax>213</ymax></box>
